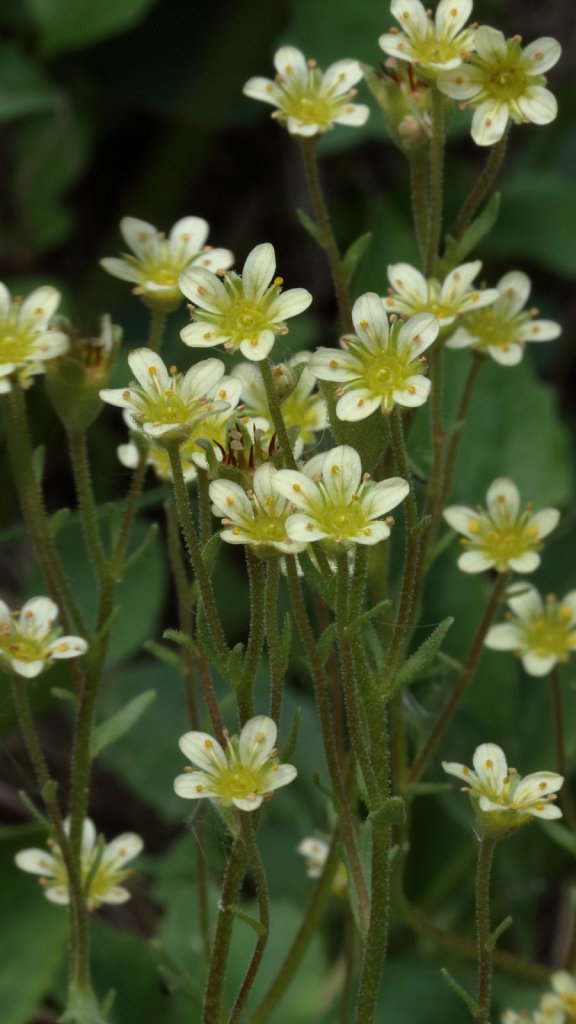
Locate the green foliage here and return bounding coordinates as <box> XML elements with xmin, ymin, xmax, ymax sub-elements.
<box><xmin>0</xmin><ymin>43</ymin><xmax>63</xmax><ymax>121</ymax></box>
<box><xmin>26</xmin><ymin>0</ymin><xmax>159</xmax><ymax>55</ymax></box>
<box><xmin>91</xmin><ymin>688</ymin><xmax>156</xmax><ymax>757</ymax></box>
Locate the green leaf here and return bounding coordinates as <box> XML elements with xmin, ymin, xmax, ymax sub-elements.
<box><xmin>122</xmin><ymin>522</ymin><xmax>159</xmax><ymax>573</ymax></box>
<box><xmin>539</xmin><ymin>818</ymin><xmax>576</xmax><ymax>856</ymax></box>
<box><xmin>281</xmin><ymin>611</ymin><xmax>292</xmax><ymax>664</ymax></box>
<box><xmin>440</xmin><ymin>192</ymin><xmax>501</xmax><ymax>274</ymax></box>
<box><xmin>202</xmin><ymin>531</ymin><xmax>222</xmax><ymax>574</ymax></box>
<box><xmin>92</xmin><ymin>689</ymin><xmax>157</xmax><ymax>758</ymax></box>
<box><xmin>296</xmin><ymin>207</ymin><xmax>323</xmax><ymax>245</ymax></box>
<box><xmin>298</xmin><ymin>551</ymin><xmax>336</xmax><ymax>608</ymax></box>
<box><xmin>163</xmin><ymin>628</ymin><xmax>196</xmax><ymax>655</ymax></box>
<box><xmin>227</xmin><ymin>642</ymin><xmax>245</xmax><ymax>685</ymax></box>
<box><xmin>316</xmin><ymin>622</ymin><xmax>336</xmax><ymax>663</ymax></box>
<box><xmin>342</xmin><ymin>231</ymin><xmax>372</xmax><ymax>283</ymax></box>
<box><xmin>48</xmin><ymin>507</ymin><xmax>71</xmax><ymax>537</ymax></box>
<box><xmin>440</xmin><ymin>968</ymin><xmax>478</xmax><ymax>1017</ymax></box>
<box><xmin>388</xmin><ymin>617</ymin><xmax>454</xmax><ymax>694</ymax></box>
<box><xmin>369</xmin><ymin>796</ymin><xmax>406</xmax><ymax>831</ymax></box>
<box><xmin>280</xmin><ymin>704</ymin><xmax>301</xmax><ymax>761</ymax></box>
<box><xmin>486</xmin><ymin>915</ymin><xmax>513</xmax><ymax>952</ymax></box>
<box><xmin>27</xmin><ymin>0</ymin><xmax>159</xmax><ymax>56</ymax></box>
<box><xmin>227</xmin><ymin>903</ymin><xmax>267</xmax><ymax>936</ymax></box>
<box><xmin>0</xmin><ymin>43</ymin><xmax>63</xmax><ymax>122</ymax></box>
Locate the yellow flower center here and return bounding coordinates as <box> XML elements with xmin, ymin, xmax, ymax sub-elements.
<box><xmin>211</xmin><ymin>763</ymin><xmax>272</xmax><ymax>803</ymax></box>
<box><xmin>462</xmin><ymin>308</ymin><xmax>525</xmax><ymax>352</ymax></box>
<box><xmin>521</xmin><ymin>606</ymin><xmax>576</xmax><ymax>660</ymax></box>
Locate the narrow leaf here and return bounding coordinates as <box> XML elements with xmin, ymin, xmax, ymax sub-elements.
<box><xmin>369</xmin><ymin>796</ymin><xmax>406</xmax><ymax>831</ymax></box>
<box><xmin>281</xmin><ymin>705</ymin><xmax>301</xmax><ymax>761</ymax></box>
<box><xmin>227</xmin><ymin>904</ymin><xmax>267</xmax><ymax>936</ymax></box>
<box><xmin>163</xmin><ymin>628</ymin><xmax>196</xmax><ymax>656</ymax></box>
<box><xmin>440</xmin><ymin>968</ymin><xmax>479</xmax><ymax>1017</ymax></box>
<box><xmin>296</xmin><ymin>207</ymin><xmax>323</xmax><ymax>245</ymax></box>
<box><xmin>92</xmin><ymin>689</ymin><xmax>156</xmax><ymax>757</ymax></box>
<box><xmin>202</xmin><ymin>532</ymin><xmax>222</xmax><ymax>574</ymax></box>
<box><xmin>48</xmin><ymin>507</ymin><xmax>70</xmax><ymax>538</ymax></box>
<box><xmin>143</xmin><ymin>639</ymin><xmax>183</xmax><ymax>670</ymax></box>
<box><xmin>388</xmin><ymin>617</ymin><xmax>454</xmax><ymax>694</ymax></box>
<box><xmin>342</xmin><ymin>232</ymin><xmax>372</xmax><ymax>282</ymax></box>
<box><xmin>486</xmin><ymin>915</ymin><xmax>512</xmax><ymax>951</ymax></box>
<box><xmin>122</xmin><ymin>522</ymin><xmax>158</xmax><ymax>573</ymax></box>
<box><xmin>441</xmin><ymin>192</ymin><xmax>501</xmax><ymax>272</ymax></box>
<box><xmin>317</xmin><ymin>622</ymin><xmax>336</xmax><ymax>664</ymax></box>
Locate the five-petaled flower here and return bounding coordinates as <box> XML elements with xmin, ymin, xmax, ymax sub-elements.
<box><xmin>442</xmin><ymin>742</ymin><xmax>563</xmax><ymax>823</ymax></box>
<box><xmin>485</xmin><ymin>582</ymin><xmax>576</xmax><ymax>677</ymax></box>
<box><xmin>100</xmin><ymin>348</ymin><xmax>234</xmax><ymax>442</ymax></box>
<box><xmin>446</xmin><ymin>270</ymin><xmax>561</xmax><ymax>366</ymax></box>
<box><xmin>437</xmin><ymin>27</ymin><xmax>561</xmax><ymax>146</ymax></box>
<box><xmin>384</xmin><ymin>260</ymin><xmax>499</xmax><ymax>330</ymax></box>
<box><xmin>15</xmin><ymin>819</ymin><xmax>143</xmax><ymax>909</ymax></box>
<box><xmin>209</xmin><ymin>463</ymin><xmax>307</xmax><ymax>555</ymax></box>
<box><xmin>0</xmin><ymin>597</ymin><xmax>87</xmax><ymax>679</ymax></box>
<box><xmin>310</xmin><ymin>293</ymin><xmax>439</xmax><ymax>419</ymax></box>
<box><xmin>443</xmin><ymin>478</ymin><xmax>559</xmax><ymax>574</ymax></box>
<box><xmin>379</xmin><ymin>0</ymin><xmax>476</xmax><ymax>74</ymax></box>
<box><xmin>243</xmin><ymin>45</ymin><xmax>370</xmax><ymax>136</ymax></box>
<box><xmin>273</xmin><ymin>444</ymin><xmax>409</xmax><ymax>547</ymax></box>
<box><xmin>100</xmin><ymin>216</ymin><xmax>233</xmax><ymax>311</ymax></box>
<box><xmin>179</xmin><ymin>243</ymin><xmax>312</xmax><ymax>362</ymax></box>
<box><xmin>174</xmin><ymin>715</ymin><xmax>297</xmax><ymax>812</ymax></box>
<box><xmin>0</xmin><ymin>284</ymin><xmax>68</xmax><ymax>393</ymax></box>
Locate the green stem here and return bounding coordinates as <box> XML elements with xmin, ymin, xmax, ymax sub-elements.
<box><xmin>68</xmin><ymin>430</ymin><xmax>106</xmax><ymax>579</ymax></box>
<box><xmin>408</xmin><ymin>573</ymin><xmax>509</xmax><ymax>784</ymax></box>
<box><xmin>355</xmin><ymin>827</ymin><xmax>391</xmax><ymax>1024</ymax></box>
<box><xmin>425</xmin><ymin>88</ymin><xmax>445</xmax><ymax>276</ymax></box>
<box><xmin>238</xmin><ymin>551</ymin><xmax>267</xmax><ymax>722</ymax></box>
<box><xmin>202</xmin><ymin>836</ymin><xmax>247</xmax><ymax>1024</ymax></box>
<box><xmin>299</xmin><ymin>137</ymin><xmax>353</xmax><ymax>329</ymax></box>
<box><xmin>228</xmin><ymin>816</ymin><xmax>270</xmax><ymax>1024</ymax></box>
<box><xmin>197</xmin><ymin>467</ymin><xmax>212</xmax><ymax>548</ymax></box>
<box><xmin>264</xmin><ymin>560</ymin><xmax>284</xmax><ymax>723</ymax></box>
<box><xmin>437</xmin><ymin>353</ymin><xmax>483</xmax><ymax>517</ymax></box>
<box><xmin>247</xmin><ymin>830</ymin><xmax>341</xmax><ymax>1024</ymax></box>
<box><xmin>451</xmin><ymin>129</ymin><xmax>509</xmax><ymax>242</ymax></box>
<box><xmin>147</xmin><ymin>307</ymin><xmax>168</xmax><ymax>353</ymax></box>
<box><xmin>409</xmin><ymin>152</ymin><xmax>429</xmax><ymax>266</ymax></box>
<box><xmin>475</xmin><ymin>835</ymin><xmax>498</xmax><ymax>1024</ymax></box>
<box><xmin>258</xmin><ymin>360</ymin><xmax>297</xmax><ymax>469</ymax></box>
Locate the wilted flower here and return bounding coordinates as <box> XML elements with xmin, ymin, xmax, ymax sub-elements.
<box><xmin>384</xmin><ymin>261</ymin><xmax>498</xmax><ymax>328</ymax></box>
<box><xmin>437</xmin><ymin>27</ymin><xmax>561</xmax><ymax>146</ymax></box>
<box><xmin>446</xmin><ymin>270</ymin><xmax>561</xmax><ymax>365</ymax></box>
<box><xmin>209</xmin><ymin>463</ymin><xmax>307</xmax><ymax>555</ymax></box>
<box><xmin>0</xmin><ymin>284</ymin><xmax>68</xmax><ymax>393</ymax></box>
<box><xmin>273</xmin><ymin>444</ymin><xmax>409</xmax><ymax>547</ymax></box>
<box><xmin>243</xmin><ymin>45</ymin><xmax>369</xmax><ymax>136</ymax></box>
<box><xmin>442</xmin><ymin>742</ymin><xmax>563</xmax><ymax>824</ymax></box>
<box><xmin>379</xmin><ymin>0</ymin><xmax>476</xmax><ymax>74</ymax></box>
<box><xmin>0</xmin><ymin>597</ymin><xmax>87</xmax><ymax>679</ymax></box>
<box><xmin>100</xmin><ymin>216</ymin><xmax>233</xmax><ymax>310</ymax></box>
<box><xmin>174</xmin><ymin>715</ymin><xmax>297</xmax><ymax>812</ymax></box>
<box><xmin>443</xmin><ymin>478</ymin><xmax>559</xmax><ymax>574</ymax></box>
<box><xmin>310</xmin><ymin>293</ymin><xmax>439</xmax><ymax>419</ymax></box>
<box><xmin>179</xmin><ymin>243</ymin><xmax>312</xmax><ymax>362</ymax></box>
<box><xmin>15</xmin><ymin>819</ymin><xmax>143</xmax><ymax>909</ymax></box>
<box><xmin>485</xmin><ymin>583</ymin><xmax>576</xmax><ymax>677</ymax></box>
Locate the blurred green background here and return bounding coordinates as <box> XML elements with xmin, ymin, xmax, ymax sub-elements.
<box><xmin>0</xmin><ymin>0</ymin><xmax>575</xmax><ymax>1021</ymax></box>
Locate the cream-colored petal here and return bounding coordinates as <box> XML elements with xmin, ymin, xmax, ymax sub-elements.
<box><xmin>268</xmin><ymin>287</ymin><xmax>313</xmax><ymax>322</ymax></box>
<box><xmin>521</xmin><ymin>37</ymin><xmax>562</xmax><ymax>75</ymax></box>
<box><xmin>528</xmin><ymin>508</ymin><xmax>560</xmax><ymax>539</ymax></box>
<box><xmin>495</xmin><ymin>270</ymin><xmax>531</xmax><ymax>317</ymax></box>
<box><xmin>179</xmin><ymin>267</ymin><xmax>228</xmax><ymax>312</ymax></box>
<box><xmin>507</xmin><ymin>552</ymin><xmax>541</xmax><ymax>573</ymax></box>
<box><xmin>243</xmin><ymin>76</ymin><xmax>280</xmax><ymax>106</ymax></box>
<box><xmin>45</xmin><ymin>885</ymin><xmax>70</xmax><ymax>905</ymax></box>
<box><xmin>517</xmin><ymin>86</ymin><xmax>558</xmax><ymax>125</ymax></box>
<box><xmin>472</xmin><ymin>742</ymin><xmax>508</xmax><ymax>788</ymax></box>
<box><xmin>437</xmin><ymin>66</ymin><xmax>483</xmax><ymax>100</ymax></box>
<box><xmin>322</xmin><ymin>59</ymin><xmax>363</xmax><ymax>94</ymax></box>
<box><xmin>239</xmin><ymin>715</ymin><xmax>277</xmax><ymax>766</ymax></box>
<box><xmin>505</xmin><ymin>581</ymin><xmax>543</xmax><ymax>620</ymax></box>
<box><xmin>178</xmin><ymin>731</ymin><xmax>227</xmax><ymax>772</ymax></box>
<box><xmin>387</xmin><ymin>262</ymin><xmax>428</xmax><ymax>305</ymax></box>
<box><xmin>333</xmin><ymin>105</ymin><xmax>370</xmax><ymax>127</ymax></box>
<box><xmin>365</xmin><ymin>477</ymin><xmax>410</xmax><ymax>518</ymax></box>
<box><xmin>486</xmin><ymin>477</ymin><xmax>520</xmax><ymax>523</ymax></box>
<box><xmin>169</xmin><ymin>216</ymin><xmax>208</xmax><ymax>256</ymax></box>
<box><xmin>128</xmin><ymin>348</ymin><xmax>170</xmax><ymax>392</ymax></box>
<box><xmin>487</xmin><ymin>343</ymin><xmax>523</xmax><ymax>366</ymax></box>
<box><xmin>20</xmin><ymin>596</ymin><xmax>58</xmax><ymax>633</ymax></box>
<box><xmin>352</xmin><ymin>292</ymin><xmax>389</xmax><ymax>346</ymax></box>
<box><xmin>20</xmin><ymin>286</ymin><xmax>60</xmax><ymax>329</ymax></box>
<box><xmin>471</xmin><ymin>100</ymin><xmax>510</xmax><ymax>146</ymax></box>
<box><xmin>442</xmin><ymin>504</ymin><xmax>478</xmax><ymax>537</ymax></box>
<box><xmin>321</xmin><ymin>445</ymin><xmax>362</xmax><ymax>504</ymax></box>
<box><xmin>474</xmin><ymin>25</ymin><xmax>507</xmax><ymax>62</ymax></box>
<box><xmin>273</xmin><ymin>46</ymin><xmax>308</xmax><ymax>80</ymax></box>
<box><xmin>284</xmin><ymin>512</ymin><xmax>325</xmax><ymax>543</ymax></box>
<box><xmin>335</xmin><ymin>390</ymin><xmax>381</xmax><ymax>421</ymax></box>
<box><xmin>101</xmin><ymin>833</ymin><xmax>144</xmax><ymax>868</ymax></box>
<box><xmin>194</xmin><ymin>247</ymin><xmax>234</xmax><ymax>274</ymax></box>
<box><xmin>173</xmin><ymin>772</ymin><xmax>216</xmax><ymax>799</ymax></box>
<box><xmin>484</xmin><ymin>623</ymin><xmax>522</xmax><ymax>651</ymax></box>
<box><xmin>99</xmin><ymin>257</ymin><xmax>140</xmax><ymax>284</ymax></box>
<box><xmin>397</xmin><ymin>312</ymin><xmax>439</xmax><ymax>357</ymax></box>
<box><xmin>265</xmin><ymin>763</ymin><xmax>297</xmax><ymax>790</ymax></box>
<box><xmin>458</xmin><ymin>550</ymin><xmax>495</xmax><ymax>572</ymax></box>
<box><xmin>15</xmin><ymin>849</ymin><xmax>59</xmax><ymax>876</ymax></box>
<box><xmin>120</xmin><ymin>217</ymin><xmax>159</xmax><ymax>259</ymax></box>
<box><xmin>390</xmin><ymin>0</ymin><xmax>429</xmax><ymax>40</ymax></box>
<box><xmin>517</xmin><ymin>319</ymin><xmax>561</xmax><ymax>343</ymax></box>
<box><xmin>435</xmin><ymin>0</ymin><xmax>472</xmax><ymax>39</ymax></box>
<box><xmin>239</xmin><ymin>330</ymin><xmax>275</xmax><ymax>361</ymax></box>
<box><xmin>242</xmin><ymin>243</ymin><xmax>275</xmax><ymax>302</ymax></box>
<box><xmin>46</xmin><ymin>636</ymin><xmax>88</xmax><ymax>660</ymax></box>
<box><xmin>521</xmin><ymin>650</ymin><xmax>557</xmax><ymax>676</ymax></box>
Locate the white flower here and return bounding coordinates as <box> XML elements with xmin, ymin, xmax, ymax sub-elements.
<box><xmin>384</xmin><ymin>261</ymin><xmax>499</xmax><ymax>329</ymax></box>
<box><xmin>174</xmin><ymin>715</ymin><xmax>297</xmax><ymax>812</ymax></box>
<box><xmin>100</xmin><ymin>216</ymin><xmax>233</xmax><ymax>310</ymax></box>
<box><xmin>209</xmin><ymin>463</ymin><xmax>307</xmax><ymax>555</ymax></box>
<box><xmin>502</xmin><ymin>995</ymin><xmax>565</xmax><ymax>1024</ymax></box>
<box><xmin>179</xmin><ymin>243</ymin><xmax>312</xmax><ymax>362</ymax></box>
<box><xmin>551</xmin><ymin>972</ymin><xmax>576</xmax><ymax>1019</ymax></box>
<box><xmin>442</xmin><ymin>742</ymin><xmax>563</xmax><ymax>821</ymax></box>
<box><xmin>273</xmin><ymin>444</ymin><xmax>409</xmax><ymax>547</ymax></box>
<box><xmin>15</xmin><ymin>819</ymin><xmax>143</xmax><ymax>909</ymax></box>
<box><xmin>446</xmin><ymin>270</ymin><xmax>561</xmax><ymax>366</ymax></box>
<box><xmin>437</xmin><ymin>28</ymin><xmax>561</xmax><ymax>146</ymax></box>
<box><xmin>309</xmin><ymin>293</ymin><xmax>439</xmax><ymax>419</ymax></box>
<box><xmin>0</xmin><ymin>284</ymin><xmax>68</xmax><ymax>393</ymax></box>
<box><xmin>485</xmin><ymin>583</ymin><xmax>576</xmax><ymax>677</ymax></box>
<box><xmin>0</xmin><ymin>597</ymin><xmax>87</xmax><ymax>679</ymax></box>
<box><xmin>243</xmin><ymin>45</ymin><xmax>369</xmax><ymax>136</ymax></box>
<box><xmin>232</xmin><ymin>353</ymin><xmax>327</xmax><ymax>445</ymax></box>
<box><xmin>379</xmin><ymin>0</ymin><xmax>476</xmax><ymax>73</ymax></box>
<box><xmin>443</xmin><ymin>478</ymin><xmax>560</xmax><ymax>574</ymax></box>
<box><xmin>99</xmin><ymin>348</ymin><xmax>233</xmax><ymax>441</ymax></box>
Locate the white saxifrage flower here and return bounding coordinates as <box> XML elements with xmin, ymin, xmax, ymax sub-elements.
<box><xmin>174</xmin><ymin>715</ymin><xmax>297</xmax><ymax>812</ymax></box>
<box><xmin>310</xmin><ymin>293</ymin><xmax>439</xmax><ymax>419</ymax></box>
<box><xmin>550</xmin><ymin>972</ymin><xmax>576</xmax><ymax>1019</ymax></box>
<box><xmin>15</xmin><ymin>819</ymin><xmax>143</xmax><ymax>909</ymax></box>
<box><xmin>232</xmin><ymin>354</ymin><xmax>327</xmax><ymax>446</ymax></box>
<box><xmin>100</xmin><ymin>348</ymin><xmax>233</xmax><ymax>441</ymax></box>
<box><xmin>379</xmin><ymin>0</ymin><xmax>476</xmax><ymax>73</ymax></box>
<box><xmin>442</xmin><ymin>742</ymin><xmax>563</xmax><ymax>822</ymax></box>
<box><xmin>0</xmin><ymin>597</ymin><xmax>87</xmax><ymax>679</ymax></box>
<box><xmin>443</xmin><ymin>477</ymin><xmax>560</xmax><ymax>574</ymax></box>
<box><xmin>502</xmin><ymin>995</ymin><xmax>565</xmax><ymax>1024</ymax></box>
<box><xmin>273</xmin><ymin>444</ymin><xmax>409</xmax><ymax>547</ymax></box>
<box><xmin>384</xmin><ymin>261</ymin><xmax>499</xmax><ymax>329</ymax></box>
<box><xmin>209</xmin><ymin>463</ymin><xmax>307</xmax><ymax>555</ymax></box>
<box><xmin>437</xmin><ymin>27</ymin><xmax>562</xmax><ymax>146</ymax></box>
<box><xmin>0</xmin><ymin>284</ymin><xmax>68</xmax><ymax>393</ymax></box>
<box><xmin>179</xmin><ymin>243</ymin><xmax>312</xmax><ymax>362</ymax></box>
<box><xmin>485</xmin><ymin>582</ymin><xmax>576</xmax><ymax>677</ymax></box>
<box><xmin>446</xmin><ymin>270</ymin><xmax>561</xmax><ymax>366</ymax></box>
<box><xmin>100</xmin><ymin>216</ymin><xmax>233</xmax><ymax>310</ymax></box>
<box><xmin>243</xmin><ymin>45</ymin><xmax>369</xmax><ymax>136</ymax></box>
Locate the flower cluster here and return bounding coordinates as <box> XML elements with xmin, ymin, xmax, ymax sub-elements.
<box><xmin>486</xmin><ymin>583</ymin><xmax>576</xmax><ymax>677</ymax></box>
<box><xmin>0</xmin><ymin>597</ymin><xmax>87</xmax><ymax>679</ymax></box>
<box><xmin>16</xmin><ymin>819</ymin><xmax>143</xmax><ymax>909</ymax></box>
<box><xmin>503</xmin><ymin>972</ymin><xmax>576</xmax><ymax>1024</ymax></box>
<box><xmin>379</xmin><ymin>0</ymin><xmax>476</xmax><ymax>74</ymax></box>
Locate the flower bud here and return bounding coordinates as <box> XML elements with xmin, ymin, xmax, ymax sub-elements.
<box><xmin>45</xmin><ymin>316</ymin><xmax>121</xmax><ymax>432</ymax></box>
<box><xmin>363</xmin><ymin>61</ymin><xmax>432</xmax><ymax>153</ymax></box>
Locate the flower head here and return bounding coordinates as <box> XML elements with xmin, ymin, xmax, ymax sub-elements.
<box><xmin>100</xmin><ymin>216</ymin><xmax>233</xmax><ymax>310</ymax></box>
<box><xmin>551</xmin><ymin>972</ymin><xmax>576</xmax><ymax>1019</ymax></box>
<box><xmin>379</xmin><ymin>0</ymin><xmax>476</xmax><ymax>74</ymax></box>
<box><xmin>442</xmin><ymin>742</ymin><xmax>563</xmax><ymax>825</ymax></box>
<box><xmin>502</xmin><ymin>995</ymin><xmax>565</xmax><ymax>1024</ymax></box>
<box><xmin>0</xmin><ymin>597</ymin><xmax>87</xmax><ymax>679</ymax></box>
<box><xmin>437</xmin><ymin>27</ymin><xmax>561</xmax><ymax>146</ymax></box>
<box><xmin>384</xmin><ymin>260</ymin><xmax>498</xmax><ymax>329</ymax></box>
<box><xmin>273</xmin><ymin>444</ymin><xmax>409</xmax><ymax>548</ymax></box>
<box><xmin>15</xmin><ymin>819</ymin><xmax>143</xmax><ymax>909</ymax></box>
<box><xmin>0</xmin><ymin>284</ymin><xmax>68</xmax><ymax>393</ymax></box>
<box><xmin>446</xmin><ymin>270</ymin><xmax>561</xmax><ymax>365</ymax></box>
<box><xmin>232</xmin><ymin>354</ymin><xmax>327</xmax><ymax>446</ymax></box>
<box><xmin>179</xmin><ymin>243</ymin><xmax>312</xmax><ymax>362</ymax></box>
<box><xmin>443</xmin><ymin>478</ymin><xmax>559</xmax><ymax>574</ymax></box>
<box><xmin>99</xmin><ymin>348</ymin><xmax>234</xmax><ymax>441</ymax></box>
<box><xmin>174</xmin><ymin>715</ymin><xmax>297</xmax><ymax>812</ymax></box>
<box><xmin>209</xmin><ymin>463</ymin><xmax>307</xmax><ymax>555</ymax></box>
<box><xmin>243</xmin><ymin>45</ymin><xmax>369</xmax><ymax>136</ymax></box>
<box><xmin>310</xmin><ymin>293</ymin><xmax>439</xmax><ymax>419</ymax></box>
<box><xmin>486</xmin><ymin>583</ymin><xmax>576</xmax><ymax>677</ymax></box>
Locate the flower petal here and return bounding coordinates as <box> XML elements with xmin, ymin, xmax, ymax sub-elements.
<box><xmin>521</xmin><ymin>651</ymin><xmax>557</xmax><ymax>676</ymax></box>
<box><xmin>507</xmin><ymin>552</ymin><xmax>541</xmax><ymax>573</ymax></box>
<box><xmin>505</xmin><ymin>581</ymin><xmax>543</xmax><ymax>620</ymax></box>
<box><xmin>335</xmin><ymin>390</ymin><xmax>381</xmax><ymax>421</ymax></box>
<box><xmin>243</xmin><ymin>76</ymin><xmax>280</xmax><ymax>106</ymax></box>
<box><xmin>474</xmin><ymin>25</ymin><xmax>507</xmax><ymax>62</ymax></box>
<box><xmin>517</xmin><ymin>86</ymin><xmax>558</xmax><ymax>126</ymax></box>
<box><xmin>486</xmin><ymin>477</ymin><xmax>520</xmax><ymax>523</ymax></box>
<box><xmin>178</xmin><ymin>731</ymin><xmax>227</xmax><ymax>772</ymax></box>
<box><xmin>174</xmin><ymin>772</ymin><xmax>215</xmax><ymax>799</ymax></box>
<box><xmin>242</xmin><ymin>243</ymin><xmax>275</xmax><ymax>302</ymax></box>
<box><xmin>390</xmin><ymin>0</ymin><xmax>429</xmax><ymax>40</ymax></box>
<box><xmin>239</xmin><ymin>715</ymin><xmax>277</xmax><ymax>766</ymax></box>
<box><xmin>517</xmin><ymin>319</ymin><xmax>561</xmax><ymax>343</ymax></box>
<box><xmin>15</xmin><ymin>849</ymin><xmax>59</xmax><ymax>876</ymax></box>
<box><xmin>268</xmin><ymin>287</ymin><xmax>313</xmax><ymax>321</ymax></box>
<box><xmin>274</xmin><ymin>46</ymin><xmax>308</xmax><ymax>79</ymax></box>
<box><xmin>20</xmin><ymin>286</ymin><xmax>61</xmax><ymax>329</ymax></box>
<box><xmin>169</xmin><ymin>216</ymin><xmax>208</xmax><ymax>256</ymax></box>
<box><xmin>529</xmin><ymin>508</ymin><xmax>560</xmax><ymax>539</ymax></box>
<box><xmin>495</xmin><ymin>270</ymin><xmax>531</xmax><ymax>317</ymax></box>
<box><xmin>472</xmin><ymin>742</ymin><xmax>508</xmax><ymax>786</ymax></box>
<box><xmin>387</xmin><ymin>263</ymin><xmax>428</xmax><ymax>305</ymax></box>
<box><xmin>521</xmin><ymin>37</ymin><xmax>562</xmax><ymax>75</ymax></box>
<box><xmin>179</xmin><ymin>267</ymin><xmax>228</xmax><ymax>312</ymax></box>
<box><xmin>484</xmin><ymin>623</ymin><xmax>522</xmax><ymax>651</ymax></box>
<box><xmin>128</xmin><ymin>348</ymin><xmax>170</xmax><ymax>391</ymax></box>
<box><xmin>101</xmin><ymin>833</ymin><xmax>144</xmax><ymax>868</ymax></box>
<box><xmin>321</xmin><ymin>445</ymin><xmax>362</xmax><ymax>504</ymax></box>
<box><xmin>397</xmin><ymin>312</ymin><xmax>439</xmax><ymax>357</ymax></box>
<box><xmin>435</xmin><ymin>0</ymin><xmax>472</xmax><ymax>39</ymax></box>
<box><xmin>458</xmin><ymin>550</ymin><xmax>495</xmax><ymax>572</ymax></box>
<box><xmin>265</xmin><ymin>763</ymin><xmax>298</xmax><ymax>790</ymax></box>
<box><xmin>471</xmin><ymin>99</ymin><xmax>509</xmax><ymax>146</ymax></box>
<box><xmin>20</xmin><ymin>596</ymin><xmax>58</xmax><ymax>632</ymax></box>
<box><xmin>437</xmin><ymin>66</ymin><xmax>483</xmax><ymax>100</ymax></box>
